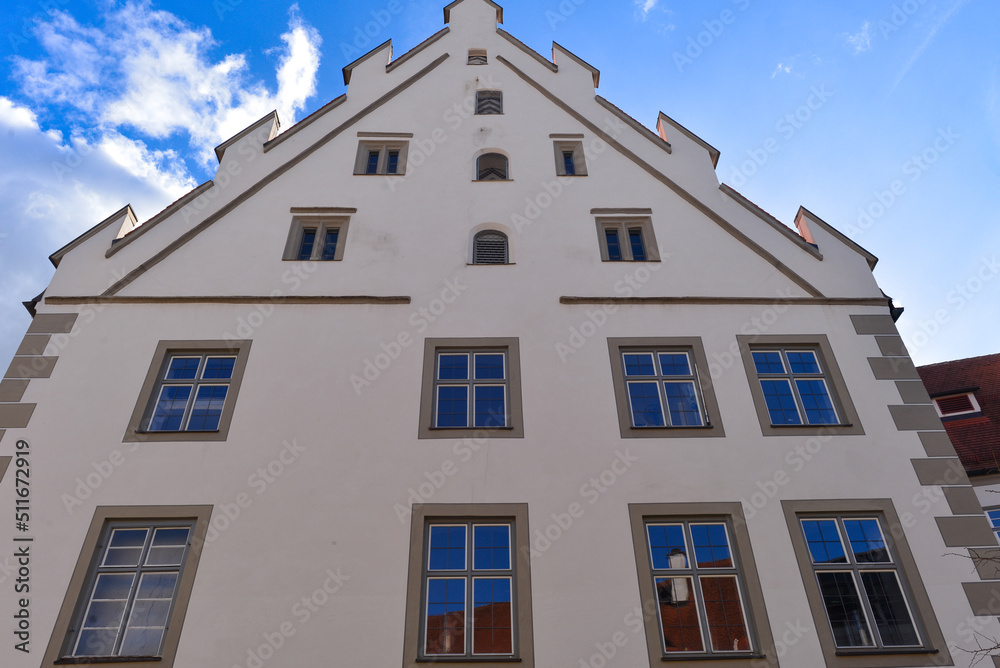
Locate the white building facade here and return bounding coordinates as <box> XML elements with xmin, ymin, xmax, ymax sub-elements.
<box><xmin>2</xmin><ymin>1</ymin><xmax>998</xmax><ymax>666</ymax></box>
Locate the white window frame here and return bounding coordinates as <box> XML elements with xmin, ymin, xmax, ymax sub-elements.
<box><xmin>932</xmin><ymin>392</ymin><xmax>981</xmax><ymax>418</ymax></box>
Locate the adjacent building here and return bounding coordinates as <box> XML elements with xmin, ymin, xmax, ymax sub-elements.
<box><xmin>2</xmin><ymin>1</ymin><xmax>999</xmax><ymax>666</ymax></box>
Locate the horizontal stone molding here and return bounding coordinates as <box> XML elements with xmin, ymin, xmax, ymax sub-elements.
<box><xmin>16</xmin><ymin>335</ymin><xmax>51</xmax><ymax>356</ymax></box>
<box><xmin>5</xmin><ymin>356</ymin><xmax>57</xmax><ymax>379</ymax></box>
<box><xmin>26</xmin><ymin>313</ymin><xmax>78</xmax><ymax>334</ymax></box>
<box><xmin>896</xmin><ymin>380</ymin><xmax>932</xmax><ymax>405</ymax></box>
<box><xmin>890</xmin><ymin>405</ymin><xmax>945</xmax><ymax>431</ymax></box>
<box><xmin>919</xmin><ymin>432</ymin><xmax>956</xmax><ymax>458</ymax></box>
<box><xmin>852</xmin><ymin>314</ymin><xmax>899</xmax><ymax>335</ymax></box>
<box><xmin>911</xmin><ymin>458</ymin><xmax>969</xmax><ymax>486</ymax></box>
<box><xmin>943</xmin><ymin>486</ymin><xmax>985</xmax><ymax>516</ymax></box>
<box><xmin>560</xmin><ymin>296</ymin><xmax>888</xmax><ymax>306</ymax></box>
<box><xmin>876</xmin><ymin>335</ymin><xmax>910</xmax><ymax>356</ymax></box>
<box><xmin>0</xmin><ymin>404</ymin><xmax>35</xmax><ymax>429</ymax></box>
<box><xmin>936</xmin><ymin>516</ymin><xmax>996</xmax><ymax>547</ymax></box>
<box><xmin>962</xmin><ymin>581</ymin><xmax>1000</xmax><ymax>616</ymax></box>
<box><xmin>869</xmin><ymin>356</ymin><xmax>920</xmax><ymax>380</ymax></box>
<box><xmin>46</xmin><ymin>296</ymin><xmax>412</xmax><ymax>306</ymax></box>
<box><xmin>0</xmin><ymin>380</ymin><xmax>29</xmax><ymax>403</ymax></box>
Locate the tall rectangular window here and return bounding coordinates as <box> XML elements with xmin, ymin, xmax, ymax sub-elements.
<box><xmin>297</xmin><ymin>229</ymin><xmax>316</xmax><ymax>261</ymax></box>
<box><xmin>386</xmin><ymin>150</ymin><xmax>400</xmax><ymax>174</ymax></box>
<box><xmin>562</xmin><ymin>151</ymin><xmax>576</xmax><ymax>175</ymax></box>
<box><xmin>366</xmin><ymin>150</ymin><xmax>380</xmax><ymax>174</ymax></box>
<box><xmin>596</xmin><ymin>218</ymin><xmax>659</xmax><ymax>262</ymax></box>
<box><xmin>605</xmin><ymin>229</ymin><xmax>623</xmax><ymax>261</ymax></box>
<box><xmin>751</xmin><ymin>349</ymin><xmax>839</xmax><ymax>425</ymax></box>
<box><xmin>283</xmin><ymin>214</ymin><xmax>350</xmax><ymax>262</ymax></box>
<box><xmin>553</xmin><ymin>139</ymin><xmax>587</xmax><ymax>176</ymax></box>
<box><xmin>403</xmin><ymin>504</ymin><xmax>534</xmax><ymax>668</ymax></box>
<box><xmin>354</xmin><ymin>140</ymin><xmax>409</xmax><ymax>175</ymax></box>
<box><xmin>628</xmin><ymin>228</ymin><xmax>647</xmax><ymax>261</ymax></box>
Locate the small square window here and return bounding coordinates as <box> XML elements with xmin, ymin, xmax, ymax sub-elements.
<box><xmin>354</xmin><ymin>140</ymin><xmax>408</xmax><ymax>175</ymax></box>
<box><xmin>553</xmin><ymin>141</ymin><xmax>587</xmax><ymax>176</ymax></box>
<box><xmin>782</xmin><ymin>499</ymin><xmax>951</xmax><ymax>666</ymax></box>
<box><xmin>403</xmin><ymin>504</ymin><xmax>534</xmax><ymax>667</ymax></box>
<box><xmin>124</xmin><ymin>340</ymin><xmax>251</xmax><ymax>442</ymax></box>
<box><xmin>476</xmin><ymin>91</ymin><xmax>503</xmax><ymax>115</ymax></box>
<box><xmin>596</xmin><ymin>218</ymin><xmax>659</xmax><ymax>262</ymax></box>
<box><xmin>41</xmin><ymin>505</ymin><xmax>212</xmax><ymax>667</ymax></box>
<box><xmin>282</xmin><ymin>215</ymin><xmax>350</xmax><ymax>262</ymax></box>
<box><xmin>933</xmin><ymin>392</ymin><xmax>982</xmax><ymax>419</ymax></box>
<box><xmin>738</xmin><ymin>335</ymin><xmax>864</xmax><ymax>437</ymax></box>
<box><xmin>468</xmin><ymin>49</ymin><xmax>488</xmax><ymax>65</ymax></box>
<box><xmin>609</xmin><ymin>338</ymin><xmax>725</xmax><ymax>438</ymax></box>
<box><xmin>419</xmin><ymin>339</ymin><xmax>523</xmax><ymax>439</ymax></box>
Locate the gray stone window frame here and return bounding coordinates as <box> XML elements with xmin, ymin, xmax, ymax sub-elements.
<box><xmin>781</xmin><ymin>499</ymin><xmax>951</xmax><ymax>667</ymax></box>
<box><xmin>628</xmin><ymin>503</ymin><xmax>778</xmax><ymax>667</ymax></box>
<box><xmin>402</xmin><ymin>503</ymin><xmax>534</xmax><ymax>668</ymax></box>
<box><xmin>353</xmin><ymin>140</ymin><xmax>409</xmax><ymax>175</ymax></box>
<box><xmin>123</xmin><ymin>340</ymin><xmax>252</xmax><ymax>443</ymax></box>
<box><xmin>736</xmin><ymin>334</ymin><xmax>864</xmax><ymax>437</ymax></box>
<box><xmin>553</xmin><ymin>140</ymin><xmax>587</xmax><ymax>176</ymax></box>
<box><xmin>282</xmin><ymin>214</ymin><xmax>350</xmax><ymax>261</ymax></box>
<box><xmin>595</xmin><ymin>217</ymin><xmax>660</xmax><ymax>262</ymax></box>
<box><xmin>418</xmin><ymin>338</ymin><xmax>524</xmax><ymax>439</ymax></box>
<box><xmin>41</xmin><ymin>505</ymin><xmax>213</xmax><ymax>668</ymax></box>
<box><xmin>608</xmin><ymin>338</ymin><xmax>725</xmax><ymax>439</ymax></box>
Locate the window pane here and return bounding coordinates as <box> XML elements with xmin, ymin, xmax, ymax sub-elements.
<box><xmin>690</xmin><ymin>524</ymin><xmax>732</xmax><ymax>568</ymax></box>
<box><xmin>436</xmin><ymin>386</ymin><xmax>469</xmax><ymax>428</ymax></box>
<box><xmin>126</xmin><ymin>599</ymin><xmax>172</xmax><ymax>629</ymax></box>
<box><xmin>109</xmin><ymin>528</ymin><xmax>149</xmax><ymax>548</ymax></box>
<box><xmin>438</xmin><ymin>354</ymin><xmax>469</xmax><ymax>380</ymax></box>
<box><xmin>321</xmin><ymin>230</ymin><xmax>339</xmax><ymax>260</ymax></box>
<box><xmin>429</xmin><ymin>526</ymin><xmax>467</xmax><ymax>571</ymax></box>
<box><xmin>605</xmin><ymin>229</ymin><xmax>623</xmax><ymax>261</ymax></box>
<box><xmin>816</xmin><ymin>572</ymin><xmax>875</xmax><ymax>647</ymax></box>
<box><xmin>648</xmin><ymin>524</ymin><xmax>688</xmax><ymax>570</ymax></box>
<box><xmin>75</xmin><ymin>629</ymin><xmax>120</xmax><ymax>656</ymax></box>
<box><xmin>629</xmin><ymin>229</ymin><xmax>646</xmax><ymax>261</ymax></box>
<box><xmin>760</xmin><ymin>379</ymin><xmax>802</xmax><ymax>425</ymax></box>
<box><xmin>148</xmin><ymin>386</ymin><xmax>192</xmax><ymax>431</ymax></box>
<box><xmin>861</xmin><ymin>571</ymin><xmax>919</xmax><ymax>646</ymax></box>
<box><xmin>135</xmin><ymin>573</ymin><xmax>178</xmax><ymax>600</ymax></box>
<box><xmin>664</xmin><ymin>381</ymin><xmax>703</xmax><ymax>427</ymax></box>
<box><xmin>119</xmin><ymin>628</ymin><xmax>164</xmax><ymax>656</ymax></box>
<box><xmin>473</xmin><ymin>578</ymin><xmax>513</xmax><ymax>654</ymax></box>
<box><xmin>83</xmin><ymin>600</ymin><xmax>127</xmax><ymax>630</ymax></box>
<box><xmin>474</xmin><ymin>354</ymin><xmax>505</xmax><ymax>380</ymax></box>
<box><xmin>297</xmin><ymin>229</ymin><xmax>316</xmax><ymax>260</ymax></box>
<box><xmin>752</xmin><ymin>351</ymin><xmax>785</xmax><ymax>374</ymax></box>
<box><xmin>786</xmin><ymin>350</ymin><xmax>821</xmax><ymax>374</ymax></box>
<box><xmin>387</xmin><ymin>151</ymin><xmax>400</xmax><ymax>174</ymax></box>
<box><xmin>151</xmin><ymin>527</ymin><xmax>190</xmax><ymax>547</ymax></box>
<box><xmin>91</xmin><ymin>573</ymin><xmax>136</xmax><ymax>601</ymax></box>
<box><xmin>628</xmin><ymin>382</ymin><xmax>665</xmax><ymax>427</ymax></box>
<box><xmin>474</xmin><ymin>386</ymin><xmax>506</xmax><ymax>428</ymax></box>
<box><xmin>202</xmin><ymin>357</ymin><xmax>235</xmax><ymax>380</ymax></box>
<box><xmin>426</xmin><ymin>578</ymin><xmax>466</xmax><ymax>655</ymax></box>
<box><xmin>988</xmin><ymin>509</ymin><xmax>1000</xmax><ymax>528</ymax></box>
<box><xmin>165</xmin><ymin>357</ymin><xmax>200</xmax><ymax>380</ymax></box>
<box><xmin>623</xmin><ymin>353</ymin><xmax>655</xmax><ymax>376</ymax></box>
<box><xmin>474</xmin><ymin>525</ymin><xmax>510</xmax><ymax>570</ymax></box>
<box><xmin>659</xmin><ymin>353</ymin><xmax>691</xmax><ymax>376</ymax></box>
<box><xmin>366</xmin><ymin>151</ymin><xmax>380</xmax><ymax>174</ymax></box>
<box><xmin>802</xmin><ymin>520</ymin><xmax>847</xmax><ymax>563</ymax></box>
<box><xmin>844</xmin><ymin>520</ymin><xmax>890</xmax><ymax>563</ymax></box>
<box><xmin>563</xmin><ymin>151</ymin><xmax>576</xmax><ymax>175</ymax></box>
<box><xmin>796</xmin><ymin>379</ymin><xmax>839</xmax><ymax>424</ymax></box>
<box><xmin>655</xmin><ymin>576</ymin><xmax>704</xmax><ymax>652</ymax></box>
<box><xmin>187</xmin><ymin>386</ymin><xmax>228</xmax><ymax>431</ymax></box>
<box><xmin>701</xmin><ymin>575</ymin><xmax>751</xmax><ymax>652</ymax></box>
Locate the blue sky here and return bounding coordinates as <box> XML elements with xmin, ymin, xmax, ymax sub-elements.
<box><xmin>0</xmin><ymin>0</ymin><xmax>996</xmax><ymax>367</ymax></box>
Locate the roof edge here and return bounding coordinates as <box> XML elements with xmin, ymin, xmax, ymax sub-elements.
<box><xmin>214</xmin><ymin>111</ymin><xmax>280</xmax><ymax>163</ymax></box>
<box><xmin>343</xmin><ymin>39</ymin><xmax>392</xmax><ymax>86</ymax></box>
<box><xmin>444</xmin><ymin>0</ymin><xmax>503</xmax><ymax>24</ymax></box>
<box><xmin>594</xmin><ymin>96</ymin><xmax>671</xmax><ymax>156</ymax></box>
<box><xmin>552</xmin><ymin>41</ymin><xmax>600</xmax><ymax>88</ymax></box>
<box><xmin>106</xmin><ymin>181</ymin><xmax>216</xmax><ymax>258</ymax></box>
<box><xmin>386</xmin><ymin>27</ymin><xmax>450</xmax><ymax>74</ymax></box>
<box><xmin>795</xmin><ymin>206</ymin><xmax>878</xmax><ymax>271</ymax></box>
<box><xmin>657</xmin><ymin>111</ymin><xmax>720</xmax><ymax>168</ymax></box>
<box><xmin>719</xmin><ymin>184</ymin><xmax>823</xmax><ymax>260</ymax></box>
<box><xmin>496</xmin><ymin>29</ymin><xmax>557</xmax><ymax>72</ymax></box>
<box><xmin>49</xmin><ymin>204</ymin><xmax>136</xmax><ymax>268</ymax></box>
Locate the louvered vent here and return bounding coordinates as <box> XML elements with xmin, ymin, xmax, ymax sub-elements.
<box><xmin>476</xmin><ymin>91</ymin><xmax>503</xmax><ymax>114</ymax></box>
<box><xmin>468</xmin><ymin>49</ymin><xmax>488</xmax><ymax>65</ymax></box>
<box><xmin>474</xmin><ymin>232</ymin><xmax>508</xmax><ymax>264</ymax></box>
<box><xmin>477</xmin><ymin>153</ymin><xmax>508</xmax><ymax>181</ymax></box>
<box><xmin>936</xmin><ymin>394</ymin><xmax>975</xmax><ymax>415</ymax></box>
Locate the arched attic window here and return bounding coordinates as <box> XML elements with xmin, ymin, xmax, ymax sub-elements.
<box><xmin>477</xmin><ymin>153</ymin><xmax>508</xmax><ymax>181</ymax></box>
<box><xmin>473</xmin><ymin>231</ymin><xmax>509</xmax><ymax>264</ymax></box>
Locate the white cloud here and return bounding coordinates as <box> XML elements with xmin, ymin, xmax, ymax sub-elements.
<box><xmin>13</xmin><ymin>1</ymin><xmax>323</xmax><ymax>168</ymax></box>
<box><xmin>636</xmin><ymin>0</ymin><xmax>660</xmax><ymax>21</ymax></box>
<box><xmin>771</xmin><ymin>63</ymin><xmax>793</xmax><ymax>78</ymax></box>
<box><xmin>0</xmin><ymin>97</ymin><xmax>39</xmax><ymax>130</ymax></box>
<box><xmin>847</xmin><ymin>21</ymin><xmax>874</xmax><ymax>54</ymax></box>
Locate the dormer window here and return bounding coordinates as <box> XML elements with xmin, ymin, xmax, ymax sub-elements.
<box><xmin>933</xmin><ymin>392</ymin><xmax>982</xmax><ymax>419</ymax></box>
<box><xmin>468</xmin><ymin>49</ymin><xmax>488</xmax><ymax>65</ymax></box>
